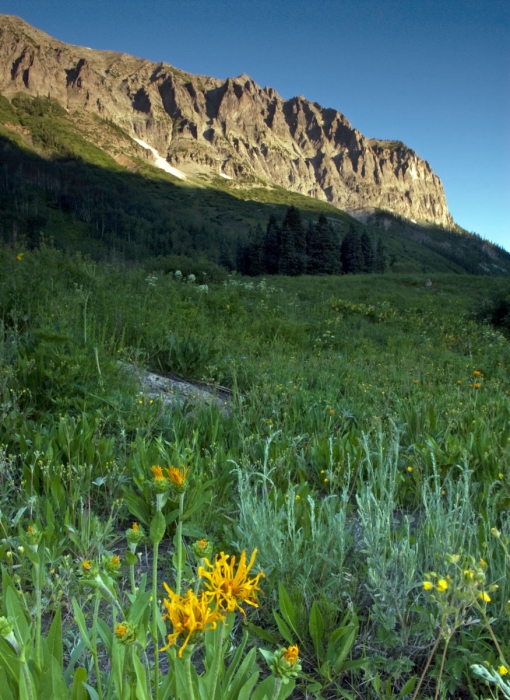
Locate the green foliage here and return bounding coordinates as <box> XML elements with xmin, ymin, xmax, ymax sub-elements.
<box><xmin>0</xmin><ymin>247</ymin><xmax>509</xmax><ymax>698</ymax></box>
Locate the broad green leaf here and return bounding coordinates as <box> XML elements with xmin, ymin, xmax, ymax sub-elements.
<box><xmin>71</xmin><ymin>598</ymin><xmax>93</xmax><ymax>651</ymax></box>
<box><xmin>0</xmin><ymin>666</ymin><xmax>15</xmax><ymax>700</ymax></box>
<box><xmin>97</xmin><ymin>618</ymin><xmax>112</xmax><ymax>656</ymax></box>
<box><xmin>39</xmin><ymin>655</ymin><xmax>68</xmax><ymax>700</ymax></box>
<box><xmin>236</xmin><ymin>671</ymin><xmax>260</xmax><ymax>700</ymax></box>
<box><xmin>150</xmin><ymin>511</ymin><xmax>166</xmax><ymax>544</ymax></box>
<box><xmin>225</xmin><ymin>646</ymin><xmax>257</xmax><ymax>700</ymax></box>
<box><xmin>246</xmin><ymin>622</ymin><xmax>278</xmax><ymax>645</ymax></box>
<box><xmin>223</xmin><ymin>629</ymin><xmax>249</xmax><ymax>691</ymax></box>
<box><xmin>133</xmin><ymin>652</ymin><xmax>149</xmax><ymax>700</ymax></box>
<box><xmin>309</xmin><ymin>601</ymin><xmax>324</xmax><ymax>659</ymax></box>
<box><xmin>71</xmin><ymin>667</ymin><xmax>88</xmax><ymax>700</ymax></box>
<box><xmin>250</xmin><ymin>675</ymin><xmax>274</xmax><ymax>700</ymax></box>
<box><xmin>278</xmin><ymin>582</ymin><xmax>298</xmax><ymax>639</ymax></box>
<box><xmin>47</xmin><ymin>607</ymin><xmax>63</xmax><ymax>673</ymax></box>
<box><xmin>6</xmin><ymin>588</ymin><xmax>30</xmax><ymax>647</ymax></box>
<box><xmin>277</xmin><ymin>679</ymin><xmax>296</xmax><ymax>699</ymax></box>
<box><xmin>0</xmin><ymin>637</ymin><xmax>20</xmax><ymax>682</ymax></box>
<box><xmin>398</xmin><ymin>675</ymin><xmax>417</xmax><ymax>697</ymax></box>
<box><xmin>83</xmin><ymin>682</ymin><xmax>100</xmax><ymax>700</ymax></box>
<box><xmin>272</xmin><ymin>611</ymin><xmax>294</xmax><ymax>645</ymax></box>
<box><xmin>127</xmin><ymin>591</ymin><xmax>152</xmax><ymax>625</ymax></box>
<box><xmin>332</xmin><ymin>623</ymin><xmax>357</xmax><ymax>674</ymax></box>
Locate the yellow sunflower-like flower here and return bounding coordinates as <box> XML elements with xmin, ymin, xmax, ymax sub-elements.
<box><xmin>478</xmin><ymin>591</ymin><xmax>491</xmax><ymax>603</ymax></box>
<box><xmin>422</xmin><ymin>581</ymin><xmax>433</xmax><ymax>591</ymax></box>
<box><xmin>151</xmin><ymin>465</ymin><xmax>165</xmax><ymax>481</ymax></box>
<box><xmin>283</xmin><ymin>645</ymin><xmax>299</xmax><ymax>664</ymax></box>
<box><xmin>166</xmin><ymin>465</ymin><xmax>190</xmax><ymax>492</ymax></box>
<box><xmin>160</xmin><ymin>586</ymin><xmax>224</xmax><ymax>657</ymax></box>
<box><xmin>436</xmin><ymin>579</ymin><xmax>449</xmax><ymax>592</ymax></box>
<box><xmin>198</xmin><ymin>549</ymin><xmax>264</xmax><ymax>615</ymax></box>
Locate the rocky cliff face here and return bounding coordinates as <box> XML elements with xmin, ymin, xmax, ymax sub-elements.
<box><xmin>0</xmin><ymin>15</ymin><xmax>454</xmax><ymax>227</ymax></box>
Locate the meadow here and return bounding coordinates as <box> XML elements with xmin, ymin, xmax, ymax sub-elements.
<box><xmin>0</xmin><ymin>245</ymin><xmax>509</xmax><ymax>699</ymax></box>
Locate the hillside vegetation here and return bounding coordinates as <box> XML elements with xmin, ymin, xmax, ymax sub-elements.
<box><xmin>0</xmin><ymin>246</ymin><xmax>509</xmax><ymax>699</ymax></box>
<box><xmin>0</xmin><ymin>93</ymin><xmax>508</xmax><ymax>276</ymax></box>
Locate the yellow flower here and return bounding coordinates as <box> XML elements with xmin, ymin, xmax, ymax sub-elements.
<box><xmin>166</xmin><ymin>465</ymin><xmax>190</xmax><ymax>487</ymax></box>
<box><xmin>473</xmin><ymin>370</ymin><xmax>482</xmax><ymax>376</ymax></box>
<box><xmin>115</xmin><ymin>623</ymin><xmax>127</xmax><ymax>638</ymax></box>
<box><xmin>82</xmin><ymin>560</ymin><xmax>91</xmax><ymax>571</ymax></box>
<box><xmin>160</xmin><ymin>587</ymin><xmax>224</xmax><ymax>657</ymax></box>
<box><xmin>456</xmin><ymin>380</ymin><xmax>462</xmax><ymax>385</ymax></box>
<box><xmin>413</xmin><ymin>379</ymin><xmax>419</xmax><ymax>384</ymax></box>
<box><xmin>422</xmin><ymin>581</ymin><xmax>433</xmax><ymax>591</ymax></box>
<box><xmin>132</xmin><ymin>522</ymin><xmax>139</xmax><ymax>532</ymax></box>
<box><xmin>437</xmin><ymin>579</ymin><xmax>449</xmax><ymax>592</ymax></box>
<box><xmin>198</xmin><ymin>550</ymin><xmax>264</xmax><ymax>615</ymax></box>
<box><xmin>499</xmin><ymin>666</ymin><xmax>508</xmax><ymax>676</ymax></box>
<box><xmin>329</xmin><ymin>409</ymin><xmax>335</xmax><ymax>415</ymax></box>
<box><xmin>16</xmin><ymin>252</ymin><xmax>24</xmax><ymax>260</ymax></box>
<box><xmin>474</xmin><ymin>382</ymin><xmax>481</xmax><ymax>389</ymax></box>
<box><xmin>283</xmin><ymin>645</ymin><xmax>299</xmax><ymax>664</ymax></box>
<box><xmin>407</xmin><ymin>466</ymin><xmax>413</xmax><ymax>473</ymax></box>
<box><xmin>151</xmin><ymin>466</ymin><xmax>165</xmax><ymax>481</ymax></box>
<box><xmin>478</xmin><ymin>591</ymin><xmax>491</xmax><ymax>603</ymax></box>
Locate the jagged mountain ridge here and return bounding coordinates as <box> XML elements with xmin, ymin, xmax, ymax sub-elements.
<box><xmin>0</xmin><ymin>14</ymin><xmax>454</xmax><ymax>227</ymax></box>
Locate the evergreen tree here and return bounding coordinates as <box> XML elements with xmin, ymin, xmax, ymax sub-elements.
<box><xmin>245</xmin><ymin>224</ymin><xmax>266</xmax><ymax>276</ymax></box>
<box><xmin>340</xmin><ymin>224</ymin><xmax>364</xmax><ymax>274</ymax></box>
<box><xmin>307</xmin><ymin>213</ymin><xmax>339</xmax><ymax>274</ymax></box>
<box><xmin>360</xmin><ymin>230</ymin><xmax>375</xmax><ymax>273</ymax></box>
<box><xmin>282</xmin><ymin>206</ymin><xmax>306</xmax><ymax>274</ymax></box>
<box><xmin>278</xmin><ymin>221</ymin><xmax>299</xmax><ymax>275</ymax></box>
<box><xmin>264</xmin><ymin>215</ymin><xmax>280</xmax><ymax>274</ymax></box>
<box><xmin>375</xmin><ymin>237</ymin><xmax>387</xmax><ymax>273</ymax></box>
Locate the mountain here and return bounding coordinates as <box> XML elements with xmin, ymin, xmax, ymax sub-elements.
<box><xmin>0</xmin><ymin>14</ymin><xmax>453</xmax><ymax>227</ymax></box>
<box><xmin>0</xmin><ymin>14</ymin><xmax>508</xmax><ymax>275</ymax></box>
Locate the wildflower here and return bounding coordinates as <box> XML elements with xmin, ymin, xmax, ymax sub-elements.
<box><xmin>160</xmin><ymin>587</ymin><xmax>224</xmax><ymax>657</ymax></box>
<box><xmin>474</xmin><ymin>382</ymin><xmax>482</xmax><ymax>389</ymax></box>
<box><xmin>166</xmin><ymin>465</ymin><xmax>190</xmax><ymax>493</ymax></box>
<box><xmin>115</xmin><ymin>621</ymin><xmax>137</xmax><ymax>645</ymax></box>
<box><xmin>407</xmin><ymin>466</ymin><xmax>413</xmax><ymax>473</ymax></box>
<box><xmin>198</xmin><ymin>549</ymin><xmax>264</xmax><ymax>615</ymax></box>
<box><xmin>499</xmin><ymin>666</ymin><xmax>508</xmax><ymax>676</ymax></box>
<box><xmin>26</xmin><ymin>524</ymin><xmax>43</xmax><ymax>550</ymax></box>
<box><xmin>192</xmin><ymin>538</ymin><xmax>213</xmax><ymax>559</ymax></box>
<box><xmin>457</xmin><ymin>380</ymin><xmax>462</xmax><ymax>385</ymax></box>
<box><xmin>437</xmin><ymin>579</ymin><xmax>449</xmax><ymax>592</ymax></box>
<box><xmin>103</xmin><ymin>554</ymin><xmax>122</xmax><ymax>576</ymax></box>
<box><xmin>473</xmin><ymin>370</ymin><xmax>482</xmax><ymax>376</ymax></box>
<box><xmin>151</xmin><ymin>465</ymin><xmax>169</xmax><ymax>493</ymax></box>
<box><xmin>80</xmin><ymin>559</ymin><xmax>100</xmax><ymax>580</ymax></box>
<box><xmin>262</xmin><ymin>645</ymin><xmax>302</xmax><ymax>682</ymax></box>
<box><xmin>478</xmin><ymin>591</ymin><xmax>491</xmax><ymax>603</ymax></box>
<box><xmin>490</xmin><ymin>527</ymin><xmax>501</xmax><ymax>538</ymax></box>
<box><xmin>413</xmin><ymin>379</ymin><xmax>419</xmax><ymax>384</ymax></box>
<box><xmin>329</xmin><ymin>409</ymin><xmax>335</xmax><ymax>415</ymax></box>
<box><xmin>284</xmin><ymin>645</ymin><xmax>299</xmax><ymax>664</ymax></box>
<box><xmin>16</xmin><ymin>253</ymin><xmax>23</xmax><ymax>260</ymax></box>
<box><xmin>464</xmin><ymin>570</ymin><xmax>475</xmax><ymax>581</ymax></box>
<box><xmin>423</xmin><ymin>581</ymin><xmax>433</xmax><ymax>591</ymax></box>
<box><xmin>127</xmin><ymin>522</ymin><xmax>144</xmax><ymax>547</ymax></box>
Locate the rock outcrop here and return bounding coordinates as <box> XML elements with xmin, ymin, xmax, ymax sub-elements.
<box><xmin>0</xmin><ymin>14</ymin><xmax>454</xmax><ymax>227</ymax></box>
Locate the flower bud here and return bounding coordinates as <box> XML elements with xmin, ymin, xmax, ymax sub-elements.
<box><xmin>114</xmin><ymin>621</ymin><xmax>137</xmax><ymax>645</ymax></box>
<box><xmin>192</xmin><ymin>538</ymin><xmax>213</xmax><ymax>560</ymax></box>
<box><xmin>151</xmin><ymin>465</ymin><xmax>169</xmax><ymax>494</ymax></box>
<box><xmin>102</xmin><ymin>554</ymin><xmax>122</xmax><ymax>577</ymax></box>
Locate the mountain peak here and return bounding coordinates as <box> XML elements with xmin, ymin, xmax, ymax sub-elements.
<box><xmin>0</xmin><ymin>16</ymin><xmax>454</xmax><ymax>227</ymax></box>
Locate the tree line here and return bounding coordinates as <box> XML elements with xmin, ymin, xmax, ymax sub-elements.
<box><xmin>237</xmin><ymin>206</ymin><xmax>387</xmax><ymax>276</ymax></box>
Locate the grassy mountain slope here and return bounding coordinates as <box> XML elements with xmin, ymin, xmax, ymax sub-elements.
<box><xmin>0</xmin><ymin>92</ymin><xmax>508</xmax><ymax>274</ymax></box>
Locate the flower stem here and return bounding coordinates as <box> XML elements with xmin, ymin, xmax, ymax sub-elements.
<box><xmin>92</xmin><ymin>594</ymin><xmax>104</xmax><ymax>700</ymax></box>
<box><xmin>411</xmin><ymin>623</ymin><xmax>445</xmax><ymax>700</ymax></box>
<box><xmin>152</xmin><ymin>539</ymin><xmax>160</xmax><ymax>700</ymax></box>
<box><xmin>34</xmin><ymin>560</ymin><xmax>42</xmax><ymax>670</ymax></box>
<box><xmin>130</xmin><ymin>563</ymin><xmax>136</xmax><ymax>596</ymax></box>
<box><xmin>480</xmin><ymin>608</ymin><xmax>507</xmax><ymax>665</ymax></box>
<box><xmin>270</xmin><ymin>677</ymin><xmax>283</xmax><ymax>700</ymax></box>
<box><xmin>176</xmin><ymin>492</ymin><xmax>185</xmax><ymax>596</ymax></box>
<box><xmin>184</xmin><ymin>647</ymin><xmax>196</xmax><ymax>700</ymax></box>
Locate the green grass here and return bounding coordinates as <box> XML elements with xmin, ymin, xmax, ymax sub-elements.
<box><xmin>0</xmin><ymin>246</ymin><xmax>509</xmax><ymax>698</ymax></box>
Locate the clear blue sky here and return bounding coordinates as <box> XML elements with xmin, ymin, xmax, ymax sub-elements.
<box><xmin>3</xmin><ymin>0</ymin><xmax>509</xmax><ymax>250</ymax></box>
